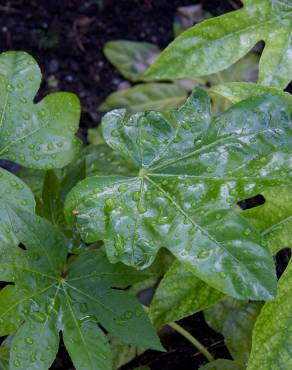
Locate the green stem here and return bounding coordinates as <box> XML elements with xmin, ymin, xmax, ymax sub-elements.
<box><xmin>168</xmin><ymin>322</ymin><xmax>215</xmax><ymax>362</ymax></box>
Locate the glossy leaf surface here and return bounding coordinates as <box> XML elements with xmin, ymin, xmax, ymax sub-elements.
<box><xmin>247</xmin><ymin>260</ymin><xmax>292</xmax><ymax>370</ymax></box>
<box><xmin>0</xmin><ymin>211</ymin><xmax>161</xmax><ymax>370</ymax></box>
<box><xmin>100</xmin><ymin>83</ymin><xmax>188</xmax><ymax>112</ymax></box>
<box><xmin>0</xmin><ymin>51</ymin><xmax>80</xmax><ymax>169</ymax></box>
<box><xmin>150</xmin><ymin>261</ymin><xmax>223</xmax><ymax>327</ymax></box>
<box><xmin>145</xmin><ymin>0</ymin><xmax>292</xmax><ymax>89</ymax></box>
<box><xmin>211</xmin><ymin>82</ymin><xmax>290</xmax><ymax>104</ymax></box>
<box><xmin>64</xmin><ymin>88</ymin><xmax>292</xmax><ymax>300</ymax></box>
<box><xmin>104</xmin><ymin>40</ymin><xmax>159</xmax><ymax>81</ymax></box>
<box><xmin>204</xmin><ymin>298</ymin><xmax>262</xmax><ymax>365</ymax></box>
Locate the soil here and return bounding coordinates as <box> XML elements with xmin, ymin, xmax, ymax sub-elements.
<box><xmin>0</xmin><ymin>1</ymin><xmax>288</xmax><ymax>369</ymax></box>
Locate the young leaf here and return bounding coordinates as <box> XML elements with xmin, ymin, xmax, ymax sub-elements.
<box><xmin>211</xmin><ymin>82</ymin><xmax>290</xmax><ymax>104</ymax></box>
<box><xmin>99</xmin><ymin>83</ymin><xmax>188</xmax><ymax>112</ymax></box>
<box><xmin>204</xmin><ymin>298</ymin><xmax>262</xmax><ymax>365</ymax></box>
<box><xmin>247</xmin><ymin>260</ymin><xmax>292</xmax><ymax>370</ymax></box>
<box><xmin>0</xmin><ymin>51</ymin><xmax>81</xmax><ymax>169</ymax></box>
<box><xmin>144</xmin><ymin>0</ymin><xmax>292</xmax><ymax>89</ymax></box>
<box><xmin>150</xmin><ymin>261</ymin><xmax>223</xmax><ymax>327</ymax></box>
<box><xmin>104</xmin><ymin>41</ymin><xmax>160</xmax><ymax>82</ymax></box>
<box><xmin>242</xmin><ymin>186</ymin><xmax>292</xmax><ymax>254</ymax></box>
<box><xmin>0</xmin><ymin>209</ymin><xmax>162</xmax><ymax>370</ymax></box>
<box><xmin>64</xmin><ymin>88</ymin><xmax>292</xmax><ymax>300</ymax></box>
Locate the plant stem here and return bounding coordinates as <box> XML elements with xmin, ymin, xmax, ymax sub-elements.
<box><xmin>168</xmin><ymin>321</ymin><xmax>215</xmax><ymax>362</ymax></box>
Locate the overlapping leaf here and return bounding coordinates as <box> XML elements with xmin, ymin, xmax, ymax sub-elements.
<box><xmin>247</xmin><ymin>260</ymin><xmax>292</xmax><ymax>370</ymax></box>
<box><xmin>100</xmin><ymin>83</ymin><xmax>188</xmax><ymax>112</ymax></box>
<box><xmin>204</xmin><ymin>298</ymin><xmax>262</xmax><ymax>365</ymax></box>
<box><xmin>0</xmin><ymin>210</ymin><xmax>162</xmax><ymax>370</ymax></box>
<box><xmin>145</xmin><ymin>0</ymin><xmax>292</xmax><ymax>89</ymax></box>
<box><xmin>104</xmin><ymin>40</ymin><xmax>159</xmax><ymax>82</ymax></box>
<box><xmin>242</xmin><ymin>186</ymin><xmax>292</xmax><ymax>254</ymax></box>
<box><xmin>0</xmin><ymin>51</ymin><xmax>80</xmax><ymax>169</ymax></box>
<box><xmin>150</xmin><ymin>261</ymin><xmax>223</xmax><ymax>327</ymax></box>
<box><xmin>64</xmin><ymin>88</ymin><xmax>292</xmax><ymax>299</ymax></box>
<box><xmin>199</xmin><ymin>359</ymin><xmax>243</xmax><ymax>370</ymax></box>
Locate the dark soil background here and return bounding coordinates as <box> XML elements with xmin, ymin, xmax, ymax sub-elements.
<box><xmin>1</xmin><ymin>1</ymin><xmax>288</xmax><ymax>369</ymax></box>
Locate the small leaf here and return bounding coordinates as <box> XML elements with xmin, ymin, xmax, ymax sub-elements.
<box><xmin>204</xmin><ymin>298</ymin><xmax>262</xmax><ymax>365</ymax></box>
<box><xmin>145</xmin><ymin>0</ymin><xmax>292</xmax><ymax>89</ymax></box>
<box><xmin>199</xmin><ymin>359</ymin><xmax>243</xmax><ymax>370</ymax></box>
<box><xmin>104</xmin><ymin>41</ymin><xmax>160</xmax><ymax>81</ymax></box>
<box><xmin>100</xmin><ymin>83</ymin><xmax>188</xmax><ymax>112</ymax></box>
<box><xmin>247</xmin><ymin>260</ymin><xmax>292</xmax><ymax>370</ymax></box>
<box><xmin>150</xmin><ymin>261</ymin><xmax>223</xmax><ymax>327</ymax></box>
<box><xmin>65</xmin><ymin>88</ymin><xmax>292</xmax><ymax>300</ymax></box>
<box><xmin>87</xmin><ymin>126</ymin><xmax>105</xmax><ymax>146</ymax></box>
<box><xmin>0</xmin><ymin>51</ymin><xmax>81</xmax><ymax>169</ymax></box>
<box><xmin>0</xmin><ymin>344</ymin><xmax>9</xmax><ymax>370</ymax></box>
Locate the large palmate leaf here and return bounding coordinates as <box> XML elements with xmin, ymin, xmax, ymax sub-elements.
<box><xmin>242</xmin><ymin>186</ymin><xmax>292</xmax><ymax>254</ymax></box>
<box><xmin>0</xmin><ymin>210</ymin><xmax>162</xmax><ymax>370</ymax></box>
<box><xmin>247</xmin><ymin>260</ymin><xmax>292</xmax><ymax>370</ymax></box>
<box><xmin>104</xmin><ymin>40</ymin><xmax>159</xmax><ymax>82</ymax></box>
<box><xmin>145</xmin><ymin>0</ymin><xmax>292</xmax><ymax>89</ymax></box>
<box><xmin>100</xmin><ymin>83</ymin><xmax>188</xmax><ymax>112</ymax></box>
<box><xmin>150</xmin><ymin>261</ymin><xmax>223</xmax><ymax>327</ymax></box>
<box><xmin>204</xmin><ymin>298</ymin><xmax>262</xmax><ymax>365</ymax></box>
<box><xmin>65</xmin><ymin>87</ymin><xmax>292</xmax><ymax>300</ymax></box>
<box><xmin>0</xmin><ymin>51</ymin><xmax>80</xmax><ymax>169</ymax></box>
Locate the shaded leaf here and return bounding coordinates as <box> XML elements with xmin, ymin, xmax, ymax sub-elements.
<box><xmin>100</xmin><ymin>83</ymin><xmax>188</xmax><ymax>112</ymax></box>
<box><xmin>0</xmin><ymin>344</ymin><xmax>9</xmax><ymax>370</ymax></box>
<box><xmin>0</xmin><ymin>51</ymin><xmax>80</xmax><ymax>169</ymax></box>
<box><xmin>64</xmin><ymin>88</ymin><xmax>292</xmax><ymax>300</ymax></box>
<box><xmin>150</xmin><ymin>261</ymin><xmax>223</xmax><ymax>327</ymax></box>
<box><xmin>145</xmin><ymin>0</ymin><xmax>292</xmax><ymax>89</ymax></box>
<box><xmin>87</xmin><ymin>126</ymin><xmax>105</xmax><ymax>146</ymax></box>
<box><xmin>204</xmin><ymin>298</ymin><xmax>262</xmax><ymax>365</ymax></box>
<box><xmin>104</xmin><ymin>40</ymin><xmax>159</xmax><ymax>81</ymax></box>
<box><xmin>247</xmin><ymin>259</ymin><xmax>292</xmax><ymax>370</ymax></box>
<box><xmin>199</xmin><ymin>359</ymin><xmax>243</xmax><ymax>370</ymax></box>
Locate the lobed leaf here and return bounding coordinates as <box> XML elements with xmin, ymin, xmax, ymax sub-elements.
<box><xmin>145</xmin><ymin>0</ymin><xmax>292</xmax><ymax>89</ymax></box>
<box><xmin>0</xmin><ymin>51</ymin><xmax>81</xmax><ymax>169</ymax></box>
<box><xmin>0</xmin><ymin>211</ymin><xmax>161</xmax><ymax>369</ymax></box>
<box><xmin>64</xmin><ymin>88</ymin><xmax>292</xmax><ymax>300</ymax></box>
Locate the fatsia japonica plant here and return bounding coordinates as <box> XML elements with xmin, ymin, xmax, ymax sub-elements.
<box><xmin>2</xmin><ymin>0</ymin><xmax>292</xmax><ymax>368</ymax></box>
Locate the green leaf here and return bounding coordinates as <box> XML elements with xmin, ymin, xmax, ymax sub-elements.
<box><xmin>204</xmin><ymin>298</ymin><xmax>262</xmax><ymax>365</ymax></box>
<box><xmin>0</xmin><ymin>51</ymin><xmax>81</xmax><ymax>169</ymax></box>
<box><xmin>199</xmin><ymin>359</ymin><xmax>243</xmax><ymax>370</ymax></box>
<box><xmin>242</xmin><ymin>186</ymin><xmax>292</xmax><ymax>254</ymax></box>
<box><xmin>145</xmin><ymin>0</ymin><xmax>292</xmax><ymax>89</ymax></box>
<box><xmin>110</xmin><ymin>337</ymin><xmax>144</xmax><ymax>370</ymax></box>
<box><xmin>0</xmin><ymin>344</ymin><xmax>9</xmax><ymax>370</ymax></box>
<box><xmin>104</xmin><ymin>41</ymin><xmax>160</xmax><ymax>81</ymax></box>
<box><xmin>150</xmin><ymin>261</ymin><xmax>223</xmax><ymax>327</ymax></box>
<box><xmin>0</xmin><ymin>211</ymin><xmax>162</xmax><ymax>370</ymax></box>
<box><xmin>247</xmin><ymin>260</ymin><xmax>292</xmax><ymax>370</ymax></box>
<box><xmin>211</xmin><ymin>82</ymin><xmax>290</xmax><ymax>104</ymax></box>
<box><xmin>87</xmin><ymin>126</ymin><xmax>105</xmax><ymax>146</ymax></box>
<box><xmin>0</xmin><ymin>167</ymin><xmax>35</xmax><ymax>245</ymax></box>
<box><xmin>99</xmin><ymin>83</ymin><xmax>188</xmax><ymax>112</ymax></box>
<box><xmin>64</xmin><ymin>88</ymin><xmax>292</xmax><ymax>300</ymax></box>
